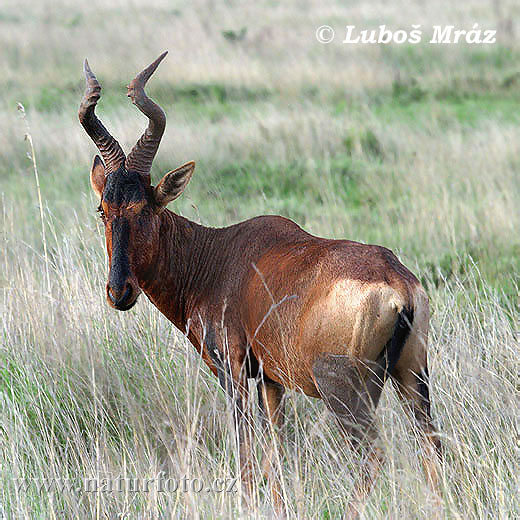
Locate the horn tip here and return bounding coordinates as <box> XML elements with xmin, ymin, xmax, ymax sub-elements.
<box><xmin>155</xmin><ymin>51</ymin><xmax>168</xmax><ymax>66</ymax></box>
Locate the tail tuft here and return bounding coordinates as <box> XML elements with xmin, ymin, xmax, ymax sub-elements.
<box><xmin>384</xmin><ymin>306</ymin><xmax>414</xmax><ymax>377</ymax></box>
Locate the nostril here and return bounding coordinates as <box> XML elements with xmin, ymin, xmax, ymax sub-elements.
<box><xmin>108</xmin><ymin>283</ymin><xmax>133</xmax><ymax>304</ymax></box>
<box><xmin>107</xmin><ymin>286</ymin><xmax>117</xmax><ymax>304</ymax></box>
<box><xmin>107</xmin><ymin>282</ymin><xmax>137</xmax><ymax>309</ymax></box>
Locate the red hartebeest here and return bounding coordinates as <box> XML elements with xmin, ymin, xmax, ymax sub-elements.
<box><xmin>79</xmin><ymin>52</ymin><xmax>442</xmax><ymax>516</ymax></box>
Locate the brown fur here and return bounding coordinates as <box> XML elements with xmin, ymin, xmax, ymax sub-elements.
<box><xmin>80</xmin><ymin>54</ymin><xmax>442</xmax><ymax>517</ymax></box>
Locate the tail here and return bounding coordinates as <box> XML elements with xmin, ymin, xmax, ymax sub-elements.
<box><xmin>383</xmin><ymin>306</ymin><xmax>414</xmax><ymax>378</ymax></box>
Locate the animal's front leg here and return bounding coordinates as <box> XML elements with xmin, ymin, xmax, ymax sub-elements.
<box><xmin>258</xmin><ymin>377</ymin><xmax>286</xmax><ymax>515</ymax></box>
<box><xmin>204</xmin><ymin>326</ymin><xmax>255</xmax><ymax>508</ymax></box>
<box><xmin>231</xmin><ymin>375</ymin><xmax>255</xmax><ymax>507</ymax></box>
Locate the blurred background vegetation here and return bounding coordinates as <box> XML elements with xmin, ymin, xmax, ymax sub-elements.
<box><xmin>0</xmin><ymin>1</ymin><xmax>518</xmax><ymax>518</ymax></box>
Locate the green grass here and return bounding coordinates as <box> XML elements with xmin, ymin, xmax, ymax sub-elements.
<box><xmin>0</xmin><ymin>1</ymin><xmax>519</xmax><ymax>518</ymax></box>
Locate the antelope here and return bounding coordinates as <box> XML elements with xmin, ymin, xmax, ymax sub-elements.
<box><xmin>79</xmin><ymin>52</ymin><xmax>442</xmax><ymax>516</ymax></box>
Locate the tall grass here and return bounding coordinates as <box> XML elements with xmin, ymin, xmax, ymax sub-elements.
<box><xmin>0</xmin><ymin>0</ymin><xmax>519</xmax><ymax>518</ymax></box>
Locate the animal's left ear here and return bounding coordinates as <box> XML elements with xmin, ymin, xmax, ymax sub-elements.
<box><xmin>154</xmin><ymin>161</ymin><xmax>195</xmax><ymax>207</ymax></box>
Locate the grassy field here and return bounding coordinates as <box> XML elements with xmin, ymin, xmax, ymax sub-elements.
<box><xmin>0</xmin><ymin>0</ymin><xmax>519</xmax><ymax>518</ymax></box>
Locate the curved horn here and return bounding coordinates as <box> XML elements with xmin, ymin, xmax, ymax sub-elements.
<box><xmin>78</xmin><ymin>59</ymin><xmax>126</xmax><ymax>175</ymax></box>
<box><xmin>124</xmin><ymin>51</ymin><xmax>168</xmax><ymax>182</ymax></box>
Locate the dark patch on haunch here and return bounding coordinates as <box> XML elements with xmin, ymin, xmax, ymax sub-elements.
<box><xmin>103</xmin><ymin>166</ymin><xmax>146</xmax><ymax>206</ymax></box>
<box><xmin>382</xmin><ymin>306</ymin><xmax>414</xmax><ymax>378</ymax></box>
<box><xmin>109</xmin><ymin>217</ymin><xmax>131</xmax><ymax>295</ymax></box>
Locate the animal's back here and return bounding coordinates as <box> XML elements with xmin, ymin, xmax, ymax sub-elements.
<box><xmin>239</xmin><ymin>223</ymin><xmax>424</xmax><ymax>396</ymax></box>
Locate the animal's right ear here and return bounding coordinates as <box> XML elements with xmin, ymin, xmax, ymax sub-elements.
<box><xmin>90</xmin><ymin>155</ymin><xmax>106</xmax><ymax>198</ymax></box>
<box><xmin>154</xmin><ymin>161</ymin><xmax>195</xmax><ymax>208</ymax></box>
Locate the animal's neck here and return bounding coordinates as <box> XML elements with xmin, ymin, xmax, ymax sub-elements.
<box><xmin>136</xmin><ymin>210</ymin><xmax>219</xmax><ymax>337</ymax></box>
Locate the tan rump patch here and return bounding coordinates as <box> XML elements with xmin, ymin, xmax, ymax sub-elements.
<box><xmin>298</xmin><ymin>279</ymin><xmax>408</xmax><ymax>370</ymax></box>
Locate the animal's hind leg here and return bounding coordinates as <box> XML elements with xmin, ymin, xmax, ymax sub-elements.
<box><xmin>313</xmin><ymin>353</ymin><xmax>386</xmax><ymax>443</ymax></box>
<box><xmin>392</xmin><ymin>362</ymin><xmax>442</xmax><ymax>493</ymax></box>
<box><xmin>312</xmin><ymin>352</ymin><xmax>388</xmax><ymax>516</ymax></box>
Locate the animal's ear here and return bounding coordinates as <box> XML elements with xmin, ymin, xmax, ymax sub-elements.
<box><xmin>90</xmin><ymin>155</ymin><xmax>106</xmax><ymax>198</ymax></box>
<box><xmin>154</xmin><ymin>161</ymin><xmax>195</xmax><ymax>207</ymax></box>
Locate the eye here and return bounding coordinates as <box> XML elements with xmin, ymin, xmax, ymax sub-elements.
<box><xmin>97</xmin><ymin>204</ymin><xmax>106</xmax><ymax>222</ymax></box>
